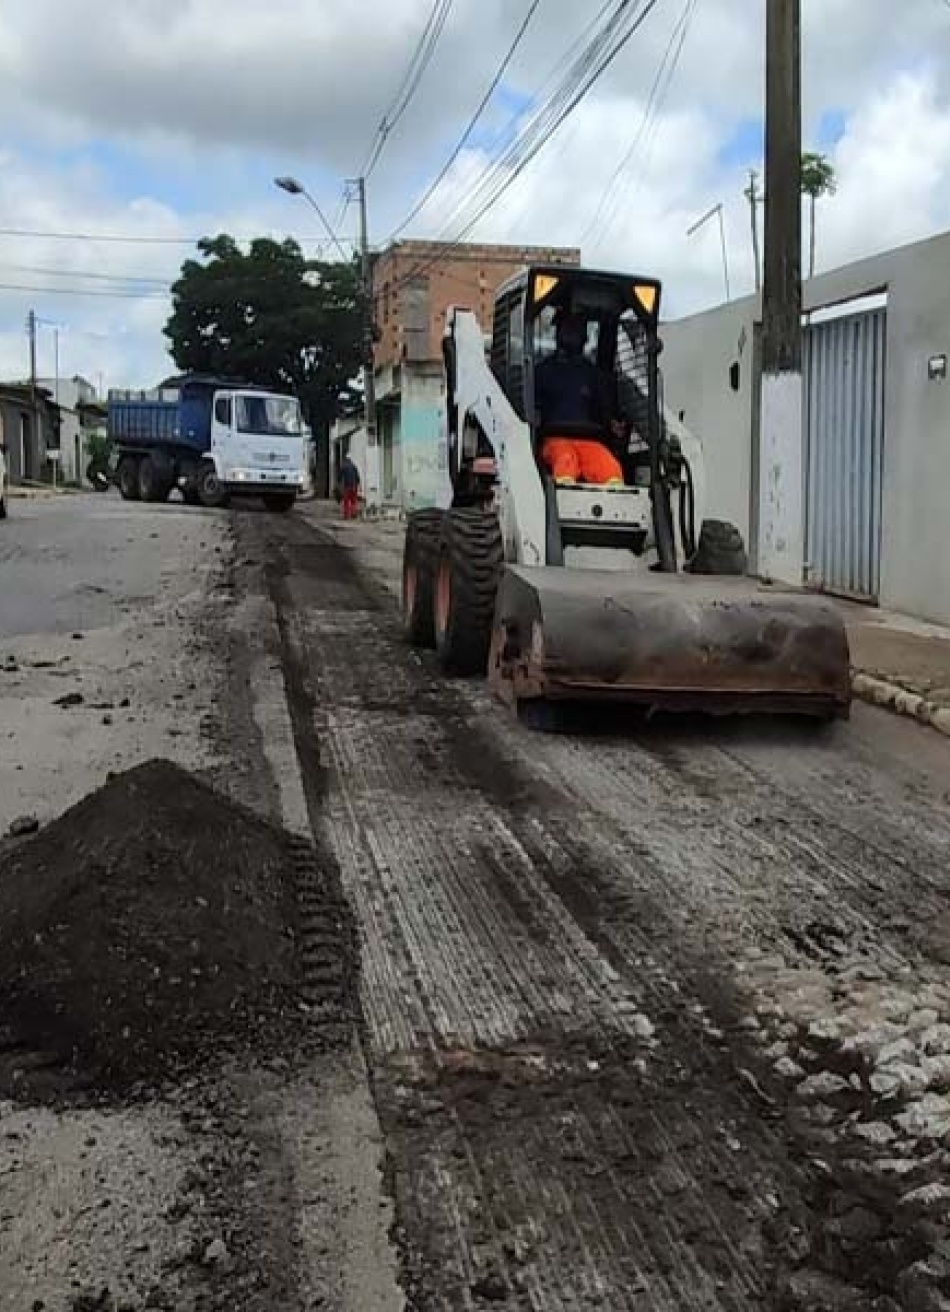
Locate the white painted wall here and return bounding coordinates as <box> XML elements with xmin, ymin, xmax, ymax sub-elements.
<box><xmin>659</xmin><ymin>297</ymin><xmax>758</xmax><ymax>546</ymax></box>
<box><xmin>661</xmin><ymin>229</ymin><xmax>950</xmax><ymax>625</ymax></box>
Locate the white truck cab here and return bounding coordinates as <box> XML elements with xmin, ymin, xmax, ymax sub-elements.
<box><xmin>208</xmin><ymin>388</ymin><xmax>308</xmax><ymax>506</ymax></box>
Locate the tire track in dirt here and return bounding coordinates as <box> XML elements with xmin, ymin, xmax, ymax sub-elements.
<box><xmin>250</xmin><ymin>511</ymin><xmax>950</xmax><ymax>1310</ymax></box>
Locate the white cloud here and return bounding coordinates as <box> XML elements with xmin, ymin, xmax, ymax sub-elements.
<box><xmin>818</xmin><ymin>69</ymin><xmax>950</xmax><ymax>269</ymax></box>
<box><xmin>0</xmin><ymin>0</ymin><xmax>949</xmax><ymax>385</ymax></box>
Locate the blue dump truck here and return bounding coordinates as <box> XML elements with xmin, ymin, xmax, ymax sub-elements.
<box><xmin>107</xmin><ymin>373</ymin><xmax>309</xmax><ymax>511</ymax></box>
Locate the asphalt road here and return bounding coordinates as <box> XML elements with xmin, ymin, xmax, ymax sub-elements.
<box><xmin>0</xmin><ymin>492</ymin><xmax>230</xmax><ymax>833</ymax></box>
<box><xmin>245</xmin><ymin>504</ymin><xmax>950</xmax><ymax>1312</ymax></box>
<box><xmin>6</xmin><ymin>493</ymin><xmax>950</xmax><ymax>1310</ymax></box>
<box><xmin>0</xmin><ymin>493</ymin><xmax>398</xmax><ymax>1312</ymax></box>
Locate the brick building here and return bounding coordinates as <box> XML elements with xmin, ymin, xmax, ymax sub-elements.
<box><xmin>362</xmin><ymin>239</ymin><xmax>580</xmax><ymax>510</ymax></box>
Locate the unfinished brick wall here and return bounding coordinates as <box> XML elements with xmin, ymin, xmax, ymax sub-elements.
<box><xmin>372</xmin><ymin>241</ymin><xmax>580</xmax><ymax>370</ymax></box>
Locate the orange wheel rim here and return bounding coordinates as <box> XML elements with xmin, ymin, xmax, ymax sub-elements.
<box><xmin>436</xmin><ymin>558</ymin><xmax>451</xmax><ymax>635</ymax></box>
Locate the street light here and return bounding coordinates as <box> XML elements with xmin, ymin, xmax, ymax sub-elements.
<box><xmin>687</xmin><ymin>202</ymin><xmax>732</xmax><ymax>303</ymax></box>
<box><xmin>273</xmin><ymin>176</ymin><xmax>350</xmax><ymax>263</ymax></box>
<box><xmin>275</xmin><ymin>173</ymin><xmax>376</xmax><ymax>449</ymax></box>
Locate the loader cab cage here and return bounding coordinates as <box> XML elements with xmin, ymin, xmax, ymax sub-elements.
<box><xmin>489</xmin><ymin>265</ymin><xmax>663</xmax><ymax>457</ymax></box>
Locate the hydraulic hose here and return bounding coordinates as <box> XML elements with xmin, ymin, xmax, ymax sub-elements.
<box><xmin>678</xmin><ymin>457</ymin><xmax>697</xmax><ymax>561</ymax></box>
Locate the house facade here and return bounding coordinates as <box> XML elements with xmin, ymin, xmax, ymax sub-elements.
<box><xmin>35</xmin><ymin>376</ymin><xmax>101</xmax><ymax>484</ymax></box>
<box><xmin>369</xmin><ymin>239</ymin><xmax>581</xmax><ymax>511</ymax></box>
<box><xmin>0</xmin><ymin>385</ymin><xmax>59</xmax><ymax>485</ymax></box>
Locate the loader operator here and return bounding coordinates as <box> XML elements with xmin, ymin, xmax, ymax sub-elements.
<box><xmin>535</xmin><ymin>313</ymin><xmax>625</xmax><ymax>486</ymax></box>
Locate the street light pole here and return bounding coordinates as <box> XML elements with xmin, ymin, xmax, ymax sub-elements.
<box><xmin>686</xmin><ymin>202</ymin><xmax>731</xmax><ymax>302</ymax></box>
<box><xmin>758</xmin><ymin>0</ymin><xmax>803</xmax><ymax>585</ymax></box>
<box><xmin>274</xmin><ymin>176</ymin><xmax>351</xmax><ymax>262</ymax></box>
<box><xmin>274</xmin><ymin>174</ymin><xmax>356</xmax><ymax>498</ymax></box>
<box><xmin>275</xmin><ymin>172</ymin><xmax>377</xmax><ymax>449</ymax></box>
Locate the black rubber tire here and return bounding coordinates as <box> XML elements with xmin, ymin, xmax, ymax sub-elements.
<box><xmin>117</xmin><ymin>457</ymin><xmax>140</xmax><ymax>501</ymax></box>
<box><xmin>687</xmin><ymin>518</ymin><xmax>748</xmax><ymax>576</ymax></box>
<box><xmin>197</xmin><ymin>464</ymin><xmax>229</xmax><ymax>509</ymax></box>
<box><xmin>263</xmin><ymin>493</ymin><xmax>295</xmax><ymax>513</ymax></box>
<box><xmin>0</xmin><ymin>496</ymin><xmax>6</xmax><ymax>520</ymax></box>
<box><xmin>402</xmin><ymin>508</ymin><xmax>445</xmax><ymax>648</ymax></box>
<box><xmin>138</xmin><ymin>456</ymin><xmax>170</xmax><ymax>503</ymax></box>
<box><xmin>434</xmin><ymin>507</ymin><xmax>504</xmax><ymax>676</ymax></box>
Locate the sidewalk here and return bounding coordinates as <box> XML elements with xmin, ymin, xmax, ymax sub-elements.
<box><xmin>304</xmin><ymin>502</ymin><xmax>950</xmax><ymax>733</ymax></box>
<box><xmin>843</xmin><ymin>603</ymin><xmax>950</xmax><ymax>733</ymax></box>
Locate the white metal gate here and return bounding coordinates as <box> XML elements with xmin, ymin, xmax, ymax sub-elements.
<box><xmin>804</xmin><ymin>307</ymin><xmax>886</xmax><ymax>602</ymax></box>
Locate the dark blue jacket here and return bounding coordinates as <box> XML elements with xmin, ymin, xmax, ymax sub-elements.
<box><xmin>339</xmin><ymin>457</ymin><xmax>360</xmax><ymax>490</ymax></box>
<box><xmin>534</xmin><ymin>353</ymin><xmax>612</xmax><ymax>430</ymax></box>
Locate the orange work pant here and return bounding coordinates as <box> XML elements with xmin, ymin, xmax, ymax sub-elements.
<box><xmin>541</xmin><ymin>438</ymin><xmax>623</xmax><ymax>486</ymax></box>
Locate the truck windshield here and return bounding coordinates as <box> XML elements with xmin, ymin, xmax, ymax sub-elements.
<box><xmin>235</xmin><ymin>394</ymin><xmax>302</xmax><ymax>436</ymax></box>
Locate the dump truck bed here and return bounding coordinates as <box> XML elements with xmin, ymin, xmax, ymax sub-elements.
<box><xmin>488</xmin><ymin>566</ymin><xmax>852</xmax><ymax>718</ymax></box>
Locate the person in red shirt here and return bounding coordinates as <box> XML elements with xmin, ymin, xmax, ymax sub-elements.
<box><xmin>339</xmin><ymin>454</ymin><xmax>361</xmax><ymax>520</ymax></box>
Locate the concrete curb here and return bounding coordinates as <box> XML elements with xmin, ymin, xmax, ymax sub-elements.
<box><xmin>852</xmin><ymin>672</ymin><xmax>950</xmax><ymax>738</ymax></box>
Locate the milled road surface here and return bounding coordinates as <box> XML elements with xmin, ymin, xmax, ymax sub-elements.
<box><xmin>243</xmin><ymin>505</ymin><xmax>950</xmax><ymax>1312</ymax></box>
<box><xmin>6</xmin><ymin>494</ymin><xmax>950</xmax><ymax>1310</ymax></box>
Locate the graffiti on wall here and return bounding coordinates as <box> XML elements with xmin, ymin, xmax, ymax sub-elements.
<box><xmin>400</xmin><ymin>401</ymin><xmax>449</xmax><ymax>508</ymax></box>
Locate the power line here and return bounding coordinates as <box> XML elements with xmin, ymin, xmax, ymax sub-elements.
<box><xmin>0</xmin><ymin>262</ymin><xmax>172</xmax><ymax>287</ymax></box>
<box><xmin>0</xmin><ymin>226</ymin><xmax>348</xmax><ymax>247</ymax></box>
<box><xmin>0</xmin><ymin>281</ymin><xmax>170</xmax><ymax>299</ymax></box>
<box><xmin>362</xmin><ymin>0</ymin><xmax>455</xmax><ymax>178</ymax></box>
<box><xmin>385</xmin><ymin>0</ymin><xmax>545</xmax><ymax>243</ymax></box>
<box><xmin>420</xmin><ymin>0</ymin><xmax>616</xmax><ymax>244</ymax></box>
<box><xmin>584</xmin><ymin>0</ymin><xmax>696</xmax><ymax>250</ymax></box>
<box><xmin>385</xmin><ymin>0</ymin><xmax>662</xmax><ymax>295</ymax></box>
<box><xmin>431</xmin><ymin>0</ymin><xmax>658</xmax><ymax>248</ymax></box>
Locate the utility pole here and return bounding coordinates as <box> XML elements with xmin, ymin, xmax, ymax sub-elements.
<box><xmin>27</xmin><ymin>309</ymin><xmax>39</xmax><ymax>479</ymax></box>
<box><xmin>27</xmin><ymin>309</ymin><xmax>37</xmax><ymax>403</ymax></box>
<box><xmin>352</xmin><ymin>176</ymin><xmax>377</xmax><ymax>446</ymax></box>
<box><xmin>758</xmin><ymin>0</ymin><xmax>802</xmax><ymax>585</ymax></box>
<box><xmin>745</xmin><ymin>169</ymin><xmax>763</xmax><ymax>294</ymax></box>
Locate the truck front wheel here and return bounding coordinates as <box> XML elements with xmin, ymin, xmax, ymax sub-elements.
<box><xmin>117</xmin><ymin>457</ymin><xmax>140</xmax><ymax>501</ymax></box>
<box><xmin>198</xmin><ymin>465</ymin><xmax>229</xmax><ymax>509</ymax></box>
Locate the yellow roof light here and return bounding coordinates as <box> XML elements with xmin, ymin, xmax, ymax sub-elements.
<box><xmin>533</xmin><ymin>273</ymin><xmax>560</xmax><ymax>302</ymax></box>
<box><xmin>634</xmin><ymin>283</ymin><xmax>658</xmax><ymax>316</ymax></box>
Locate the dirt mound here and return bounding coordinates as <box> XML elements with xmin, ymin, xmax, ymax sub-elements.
<box><xmin>0</xmin><ymin>760</ymin><xmax>353</xmax><ymax>1098</ymax></box>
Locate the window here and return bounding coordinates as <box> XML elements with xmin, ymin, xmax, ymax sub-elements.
<box><xmin>214</xmin><ymin>396</ymin><xmax>232</xmax><ymax>426</ymax></box>
<box><xmin>533</xmin><ymin>308</ymin><xmax>601</xmax><ymax>365</ymax></box>
<box><xmin>235</xmin><ymin>394</ymin><xmax>302</xmax><ymax>436</ymax></box>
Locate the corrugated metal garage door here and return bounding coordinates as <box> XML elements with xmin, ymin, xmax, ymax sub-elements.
<box><xmin>804</xmin><ymin>307</ymin><xmax>886</xmax><ymax>602</ymax></box>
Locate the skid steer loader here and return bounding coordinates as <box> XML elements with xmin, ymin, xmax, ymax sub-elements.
<box><xmin>401</xmin><ymin>264</ymin><xmax>851</xmax><ymax>722</ymax></box>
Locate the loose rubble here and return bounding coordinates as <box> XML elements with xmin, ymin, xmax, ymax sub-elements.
<box><xmin>742</xmin><ymin>949</ymin><xmax>950</xmax><ymax>1305</ymax></box>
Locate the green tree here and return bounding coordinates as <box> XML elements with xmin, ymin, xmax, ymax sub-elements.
<box><xmin>800</xmin><ymin>151</ymin><xmax>837</xmax><ymax>279</ymax></box>
<box><xmin>164</xmin><ymin>235</ymin><xmax>363</xmax><ymax>479</ymax></box>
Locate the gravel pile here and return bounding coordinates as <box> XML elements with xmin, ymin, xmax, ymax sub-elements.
<box><xmin>0</xmin><ymin>760</ymin><xmax>352</xmax><ymax>1098</ymax></box>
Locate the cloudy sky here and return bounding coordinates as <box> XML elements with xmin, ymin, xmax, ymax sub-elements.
<box><xmin>0</xmin><ymin>0</ymin><xmax>948</xmax><ymax>391</ymax></box>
